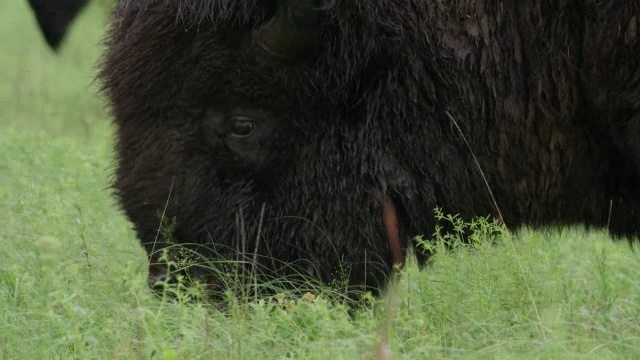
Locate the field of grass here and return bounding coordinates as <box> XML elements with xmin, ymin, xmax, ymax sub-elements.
<box><xmin>2</xmin><ymin>2</ymin><xmax>640</xmax><ymax>359</ymax></box>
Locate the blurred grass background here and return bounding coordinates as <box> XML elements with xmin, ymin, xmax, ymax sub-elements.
<box><xmin>0</xmin><ymin>0</ymin><xmax>109</xmax><ymax>137</ymax></box>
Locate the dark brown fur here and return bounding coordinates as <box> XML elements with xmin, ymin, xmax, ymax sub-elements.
<box><xmin>100</xmin><ymin>0</ymin><xmax>640</xmax><ymax>296</ymax></box>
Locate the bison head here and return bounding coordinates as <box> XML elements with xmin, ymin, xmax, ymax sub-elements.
<box><xmin>101</xmin><ymin>0</ymin><xmax>640</xmax><ymax>298</ymax></box>
<box><xmin>100</xmin><ymin>0</ymin><xmax>438</xmax><ymax>297</ymax></box>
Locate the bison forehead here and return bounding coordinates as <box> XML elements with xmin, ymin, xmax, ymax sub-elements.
<box><xmin>106</xmin><ymin>0</ymin><xmax>432</xmax><ymax>117</ymax></box>
<box><xmin>116</xmin><ymin>0</ymin><xmax>269</xmax><ymax>25</ymax></box>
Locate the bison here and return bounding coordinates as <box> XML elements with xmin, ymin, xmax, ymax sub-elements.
<box><xmin>28</xmin><ymin>0</ymin><xmax>88</xmax><ymax>50</ymax></box>
<box><xmin>100</xmin><ymin>0</ymin><xmax>640</xmax><ymax>297</ymax></box>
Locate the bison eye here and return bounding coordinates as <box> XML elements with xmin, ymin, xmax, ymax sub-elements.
<box><xmin>230</xmin><ymin>117</ymin><xmax>255</xmax><ymax>137</ymax></box>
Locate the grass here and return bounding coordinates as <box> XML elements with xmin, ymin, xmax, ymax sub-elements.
<box><xmin>1</xmin><ymin>1</ymin><xmax>640</xmax><ymax>359</ymax></box>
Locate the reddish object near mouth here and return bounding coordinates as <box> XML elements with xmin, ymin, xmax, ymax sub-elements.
<box><xmin>382</xmin><ymin>196</ymin><xmax>404</xmax><ymax>268</ymax></box>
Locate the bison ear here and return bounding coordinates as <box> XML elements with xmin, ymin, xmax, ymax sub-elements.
<box><xmin>28</xmin><ymin>0</ymin><xmax>89</xmax><ymax>51</ymax></box>
<box><xmin>257</xmin><ymin>0</ymin><xmax>321</xmax><ymax>60</ymax></box>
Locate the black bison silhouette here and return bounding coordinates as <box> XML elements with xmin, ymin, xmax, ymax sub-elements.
<box><xmin>100</xmin><ymin>0</ymin><xmax>640</xmax><ymax>296</ymax></box>
<box><xmin>28</xmin><ymin>0</ymin><xmax>88</xmax><ymax>50</ymax></box>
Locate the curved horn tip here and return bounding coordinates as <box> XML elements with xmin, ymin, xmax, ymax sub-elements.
<box><xmin>258</xmin><ymin>0</ymin><xmax>321</xmax><ymax>59</ymax></box>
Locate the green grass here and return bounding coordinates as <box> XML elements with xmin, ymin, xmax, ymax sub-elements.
<box><xmin>1</xmin><ymin>2</ymin><xmax>640</xmax><ymax>359</ymax></box>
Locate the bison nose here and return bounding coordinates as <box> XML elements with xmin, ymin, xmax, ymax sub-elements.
<box><xmin>382</xmin><ymin>195</ymin><xmax>404</xmax><ymax>268</ymax></box>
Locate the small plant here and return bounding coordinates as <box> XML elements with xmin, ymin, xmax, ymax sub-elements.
<box><xmin>415</xmin><ymin>207</ymin><xmax>508</xmax><ymax>254</ymax></box>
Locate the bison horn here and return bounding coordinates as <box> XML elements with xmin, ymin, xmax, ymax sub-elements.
<box><xmin>257</xmin><ymin>0</ymin><xmax>321</xmax><ymax>59</ymax></box>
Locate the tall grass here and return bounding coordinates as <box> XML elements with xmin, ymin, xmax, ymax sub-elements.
<box><xmin>1</xmin><ymin>2</ymin><xmax>639</xmax><ymax>358</ymax></box>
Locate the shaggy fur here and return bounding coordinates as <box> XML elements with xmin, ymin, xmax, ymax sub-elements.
<box><xmin>28</xmin><ymin>0</ymin><xmax>88</xmax><ymax>50</ymax></box>
<box><xmin>100</xmin><ymin>0</ymin><xmax>640</xmax><ymax>295</ymax></box>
